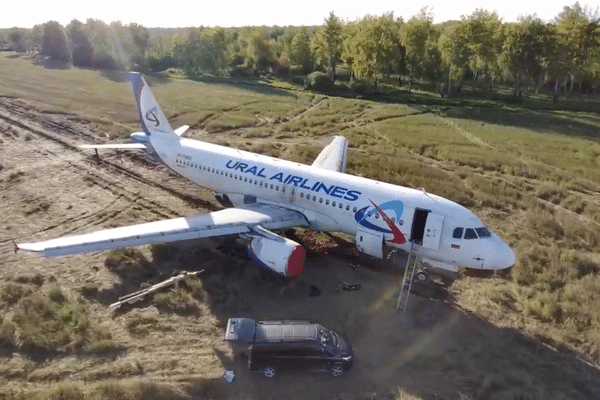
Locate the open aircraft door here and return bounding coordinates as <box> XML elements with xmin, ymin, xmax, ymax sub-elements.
<box><xmin>422</xmin><ymin>213</ymin><xmax>444</xmax><ymax>251</ymax></box>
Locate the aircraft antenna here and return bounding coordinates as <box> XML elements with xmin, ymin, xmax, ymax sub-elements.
<box><xmin>421</xmin><ymin>187</ymin><xmax>438</xmax><ymax>202</ymax></box>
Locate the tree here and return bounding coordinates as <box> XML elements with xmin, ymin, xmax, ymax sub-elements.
<box><xmin>180</xmin><ymin>27</ymin><xmax>231</xmax><ymax>76</ymax></box>
<box><xmin>554</xmin><ymin>2</ymin><xmax>600</xmax><ymax>94</ymax></box>
<box><xmin>41</xmin><ymin>21</ymin><xmax>70</xmax><ymax>61</ymax></box>
<box><xmin>499</xmin><ymin>16</ymin><xmax>548</xmax><ymax>96</ymax></box>
<box><xmin>30</xmin><ymin>24</ymin><xmax>44</xmax><ymax>52</ymax></box>
<box><xmin>462</xmin><ymin>9</ymin><xmax>503</xmax><ymax>88</ymax></box>
<box><xmin>85</xmin><ymin>19</ymin><xmax>120</xmax><ymax>69</ymax></box>
<box><xmin>290</xmin><ymin>27</ymin><xmax>312</xmax><ymax>72</ymax></box>
<box><xmin>129</xmin><ymin>23</ymin><xmax>150</xmax><ymax>67</ymax></box>
<box><xmin>8</xmin><ymin>27</ymin><xmax>28</xmax><ymax>52</ymax></box>
<box><xmin>311</xmin><ymin>12</ymin><xmax>343</xmax><ymax>80</ymax></box>
<box><xmin>237</xmin><ymin>26</ymin><xmax>274</xmax><ymax>72</ymax></box>
<box><xmin>438</xmin><ymin>21</ymin><xmax>471</xmax><ymax>94</ymax></box>
<box><xmin>343</xmin><ymin>13</ymin><xmax>400</xmax><ymax>79</ymax></box>
<box><xmin>399</xmin><ymin>8</ymin><xmax>436</xmax><ymax>79</ymax></box>
<box><xmin>67</xmin><ymin>20</ymin><xmax>93</xmax><ymax>67</ymax></box>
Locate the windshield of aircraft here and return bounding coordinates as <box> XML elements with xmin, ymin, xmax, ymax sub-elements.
<box><xmin>452</xmin><ymin>227</ymin><xmax>492</xmax><ymax>240</ymax></box>
<box><xmin>318</xmin><ymin>326</ymin><xmax>338</xmax><ymax>346</ymax></box>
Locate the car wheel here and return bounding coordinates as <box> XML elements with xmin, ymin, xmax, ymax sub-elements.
<box><xmin>262</xmin><ymin>366</ymin><xmax>277</xmax><ymax>379</ymax></box>
<box><xmin>415</xmin><ymin>270</ymin><xmax>429</xmax><ymax>283</ymax></box>
<box><xmin>330</xmin><ymin>363</ymin><xmax>344</xmax><ymax>377</ymax></box>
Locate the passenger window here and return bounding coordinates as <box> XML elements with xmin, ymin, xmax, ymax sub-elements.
<box><xmin>319</xmin><ymin>198</ymin><xmax>323</xmax><ymax>203</ymax></box>
<box><xmin>326</xmin><ymin>199</ymin><xmax>330</xmax><ymax>205</ymax></box>
<box><xmin>300</xmin><ymin>193</ymin><xmax>304</xmax><ymax>198</ymax></box>
<box><xmin>276</xmin><ymin>186</ymin><xmax>279</xmax><ymax>191</ymax></box>
<box><xmin>453</xmin><ymin>228</ymin><xmax>464</xmax><ymax>239</ymax></box>
<box><xmin>282</xmin><ymin>186</ymin><xmax>285</xmax><ymax>192</ymax></box>
<box><xmin>464</xmin><ymin>228</ymin><xmax>478</xmax><ymax>240</ymax></box>
<box><xmin>339</xmin><ymin>203</ymin><xmax>343</xmax><ymax>209</ymax></box>
<box><xmin>244</xmin><ymin>177</ymin><xmax>247</xmax><ymax>182</ymax></box>
<box><xmin>375</xmin><ymin>213</ymin><xmax>379</xmax><ymax>219</ymax></box>
<box><xmin>332</xmin><ymin>201</ymin><xmax>336</xmax><ymax>207</ymax></box>
<box><xmin>313</xmin><ymin>195</ymin><xmax>316</xmax><ymax>201</ymax></box>
<box><xmin>270</xmin><ymin>184</ymin><xmax>274</xmax><ymax>189</ymax></box>
<box><xmin>353</xmin><ymin>207</ymin><xmax>357</xmax><ymax>213</ymax></box>
<box><xmin>346</xmin><ymin>205</ymin><xmax>350</xmax><ymax>211</ymax></box>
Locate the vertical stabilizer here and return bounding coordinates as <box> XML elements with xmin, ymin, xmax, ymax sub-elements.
<box><xmin>129</xmin><ymin>72</ymin><xmax>176</xmax><ymax>139</ymax></box>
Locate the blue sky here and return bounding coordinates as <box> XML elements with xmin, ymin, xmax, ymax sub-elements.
<box><xmin>1</xmin><ymin>0</ymin><xmax>582</xmax><ymax>28</ymax></box>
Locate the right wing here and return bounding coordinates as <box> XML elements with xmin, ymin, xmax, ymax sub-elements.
<box><xmin>17</xmin><ymin>204</ymin><xmax>308</xmax><ymax>257</ymax></box>
<box><xmin>311</xmin><ymin>136</ymin><xmax>348</xmax><ymax>173</ymax></box>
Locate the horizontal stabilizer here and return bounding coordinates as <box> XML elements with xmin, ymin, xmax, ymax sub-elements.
<box><xmin>79</xmin><ymin>143</ymin><xmax>148</xmax><ymax>150</ymax></box>
<box><xmin>174</xmin><ymin>125</ymin><xmax>189</xmax><ymax>136</ymax></box>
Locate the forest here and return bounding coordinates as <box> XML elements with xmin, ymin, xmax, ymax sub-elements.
<box><xmin>1</xmin><ymin>3</ymin><xmax>599</xmax><ymax>98</ymax></box>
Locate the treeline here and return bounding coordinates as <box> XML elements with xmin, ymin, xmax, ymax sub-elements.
<box><xmin>1</xmin><ymin>2</ymin><xmax>599</xmax><ymax>96</ymax></box>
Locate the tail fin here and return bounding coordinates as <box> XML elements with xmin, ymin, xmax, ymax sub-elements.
<box><xmin>129</xmin><ymin>72</ymin><xmax>176</xmax><ymax>139</ymax></box>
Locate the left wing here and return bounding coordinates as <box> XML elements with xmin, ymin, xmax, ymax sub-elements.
<box><xmin>17</xmin><ymin>204</ymin><xmax>308</xmax><ymax>257</ymax></box>
<box><xmin>79</xmin><ymin>143</ymin><xmax>148</xmax><ymax>150</ymax></box>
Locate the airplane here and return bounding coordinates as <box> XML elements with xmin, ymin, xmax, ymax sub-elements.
<box><xmin>16</xmin><ymin>72</ymin><xmax>515</xmax><ymax>282</ymax></box>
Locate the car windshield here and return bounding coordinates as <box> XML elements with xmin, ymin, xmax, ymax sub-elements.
<box><xmin>319</xmin><ymin>327</ymin><xmax>337</xmax><ymax>346</ymax></box>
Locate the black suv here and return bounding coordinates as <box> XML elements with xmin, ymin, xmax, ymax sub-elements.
<box><xmin>225</xmin><ymin>318</ymin><xmax>353</xmax><ymax>378</ymax></box>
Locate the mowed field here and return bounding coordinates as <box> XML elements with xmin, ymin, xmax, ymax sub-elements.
<box><xmin>1</xmin><ymin>52</ymin><xmax>600</xmax><ymax>399</ymax></box>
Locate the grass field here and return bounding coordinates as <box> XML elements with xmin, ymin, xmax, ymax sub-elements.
<box><xmin>1</xmin><ymin>52</ymin><xmax>600</xmax><ymax>399</ymax></box>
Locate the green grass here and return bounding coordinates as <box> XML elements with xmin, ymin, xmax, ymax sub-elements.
<box><xmin>0</xmin><ymin>282</ymin><xmax>117</xmax><ymax>354</ymax></box>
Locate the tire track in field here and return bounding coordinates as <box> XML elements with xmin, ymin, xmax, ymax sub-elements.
<box><xmin>0</xmin><ymin>102</ymin><xmax>218</xmax><ymax>243</ymax></box>
<box><xmin>0</xmin><ymin>104</ymin><xmax>216</xmax><ymax>211</ymax></box>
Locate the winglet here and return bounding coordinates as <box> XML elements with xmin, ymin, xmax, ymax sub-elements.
<box><xmin>12</xmin><ymin>240</ymin><xmax>19</xmax><ymax>254</ymax></box>
<box><xmin>128</xmin><ymin>72</ymin><xmax>176</xmax><ymax>138</ymax></box>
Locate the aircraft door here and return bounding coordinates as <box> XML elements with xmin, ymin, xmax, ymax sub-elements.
<box><xmin>285</xmin><ymin>185</ymin><xmax>297</xmax><ymax>204</ymax></box>
<box><xmin>410</xmin><ymin>208</ymin><xmax>429</xmax><ymax>245</ymax></box>
<box><xmin>422</xmin><ymin>213</ymin><xmax>444</xmax><ymax>251</ymax></box>
<box><xmin>356</xmin><ymin>227</ymin><xmax>384</xmax><ymax>259</ymax></box>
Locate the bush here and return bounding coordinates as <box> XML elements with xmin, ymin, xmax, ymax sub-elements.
<box><xmin>349</xmin><ymin>78</ymin><xmax>371</xmax><ymax>95</ymax></box>
<box><xmin>147</xmin><ymin>55</ymin><xmax>177</xmax><ymax>73</ymax></box>
<box><xmin>0</xmin><ymin>316</ymin><xmax>16</xmax><ymax>347</ymax></box>
<box><xmin>0</xmin><ymin>284</ymin><xmax>33</xmax><ymax>307</ymax></box>
<box><xmin>229</xmin><ymin>65</ymin><xmax>251</xmax><ymax>78</ymax></box>
<box><xmin>305</xmin><ymin>72</ymin><xmax>333</xmax><ymax>93</ymax></box>
<box><xmin>154</xmin><ymin>288</ymin><xmax>200</xmax><ymax>316</ymax></box>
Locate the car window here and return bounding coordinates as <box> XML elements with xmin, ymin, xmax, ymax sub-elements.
<box><xmin>452</xmin><ymin>227</ymin><xmax>464</xmax><ymax>239</ymax></box>
<box><xmin>464</xmin><ymin>228</ymin><xmax>478</xmax><ymax>239</ymax></box>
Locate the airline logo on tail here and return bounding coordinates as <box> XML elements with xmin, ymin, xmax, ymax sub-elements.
<box><xmin>145</xmin><ymin>108</ymin><xmax>160</xmax><ymax>127</ymax></box>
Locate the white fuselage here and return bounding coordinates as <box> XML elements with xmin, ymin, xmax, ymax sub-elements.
<box><xmin>150</xmin><ymin>135</ymin><xmax>515</xmax><ymax>273</ymax></box>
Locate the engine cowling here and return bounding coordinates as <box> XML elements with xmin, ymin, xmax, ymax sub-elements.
<box><xmin>248</xmin><ymin>236</ymin><xmax>306</xmax><ymax>277</ymax></box>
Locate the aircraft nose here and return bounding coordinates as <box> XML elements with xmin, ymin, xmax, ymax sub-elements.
<box><xmin>493</xmin><ymin>239</ymin><xmax>515</xmax><ymax>270</ymax></box>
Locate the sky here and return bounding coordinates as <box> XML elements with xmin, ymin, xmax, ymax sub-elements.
<box><xmin>0</xmin><ymin>0</ymin><xmax>581</xmax><ymax>29</ymax></box>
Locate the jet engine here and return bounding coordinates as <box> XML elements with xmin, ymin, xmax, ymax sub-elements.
<box><xmin>248</xmin><ymin>236</ymin><xmax>306</xmax><ymax>277</ymax></box>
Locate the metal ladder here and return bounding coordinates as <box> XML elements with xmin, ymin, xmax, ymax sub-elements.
<box><xmin>396</xmin><ymin>242</ymin><xmax>421</xmax><ymax>311</ymax></box>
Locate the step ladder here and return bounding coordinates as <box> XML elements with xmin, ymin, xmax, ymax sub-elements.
<box><xmin>396</xmin><ymin>242</ymin><xmax>421</xmax><ymax>311</ymax></box>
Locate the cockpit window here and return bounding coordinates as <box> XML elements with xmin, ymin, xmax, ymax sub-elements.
<box><xmin>475</xmin><ymin>227</ymin><xmax>492</xmax><ymax>238</ymax></box>
<box><xmin>475</xmin><ymin>226</ymin><xmax>492</xmax><ymax>238</ymax></box>
<box><xmin>452</xmin><ymin>228</ymin><xmax>464</xmax><ymax>239</ymax></box>
<box><xmin>464</xmin><ymin>228</ymin><xmax>478</xmax><ymax>239</ymax></box>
